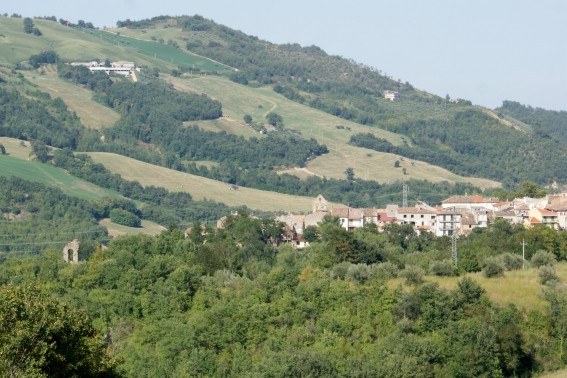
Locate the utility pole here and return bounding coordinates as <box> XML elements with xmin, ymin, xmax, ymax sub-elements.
<box><xmin>451</xmin><ymin>206</ymin><xmax>458</xmax><ymax>267</ymax></box>
<box><xmin>521</xmin><ymin>239</ymin><xmax>527</xmax><ymax>269</ymax></box>
<box><xmin>402</xmin><ymin>184</ymin><xmax>408</xmax><ymax>208</ymax></box>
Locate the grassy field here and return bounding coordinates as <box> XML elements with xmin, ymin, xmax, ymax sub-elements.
<box><xmin>0</xmin><ymin>148</ymin><xmax>122</xmax><ymax>201</ymax></box>
<box><xmin>184</xmin><ymin>117</ymin><xmax>259</xmax><ymax>138</ymax></box>
<box><xmin>23</xmin><ymin>68</ymin><xmax>120</xmax><ymax>129</ymax></box>
<box><xmin>86</xmin><ymin>152</ymin><xmax>340</xmax><ymax>212</ymax></box>
<box><xmin>84</xmin><ymin>28</ymin><xmax>232</xmax><ymax>73</ymax></box>
<box><xmin>390</xmin><ymin>263</ymin><xmax>567</xmax><ymax>312</ymax></box>
<box><xmin>0</xmin><ymin>17</ymin><xmax>180</xmax><ymax>71</ymax></box>
<box><xmin>99</xmin><ymin>218</ymin><xmax>166</xmax><ymax>237</ymax></box>
<box><xmin>166</xmin><ymin>75</ymin><xmax>500</xmax><ymax>189</ymax></box>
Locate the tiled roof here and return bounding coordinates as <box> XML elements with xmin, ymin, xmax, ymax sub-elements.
<box><xmin>397</xmin><ymin>207</ymin><xmax>436</xmax><ymax>214</ymax></box>
<box><xmin>442</xmin><ymin>195</ymin><xmax>498</xmax><ymax>204</ymax></box>
<box><xmin>331</xmin><ymin>208</ymin><xmax>349</xmax><ymax>218</ymax></box>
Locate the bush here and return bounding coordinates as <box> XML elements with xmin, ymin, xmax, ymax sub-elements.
<box><xmin>345</xmin><ymin>263</ymin><xmax>371</xmax><ymax>283</ymax></box>
<box><xmin>539</xmin><ymin>265</ymin><xmax>559</xmax><ymax>285</ymax></box>
<box><xmin>109</xmin><ymin>208</ymin><xmax>141</xmax><ymax>228</ymax></box>
<box><xmin>530</xmin><ymin>250</ymin><xmax>557</xmax><ymax>268</ymax></box>
<box><xmin>399</xmin><ymin>265</ymin><xmax>424</xmax><ymax>286</ymax></box>
<box><xmin>371</xmin><ymin>262</ymin><xmax>399</xmax><ymax>281</ymax></box>
<box><xmin>330</xmin><ymin>261</ymin><xmax>350</xmax><ymax>280</ymax></box>
<box><xmin>482</xmin><ymin>256</ymin><xmax>505</xmax><ymax>278</ymax></box>
<box><xmin>430</xmin><ymin>259</ymin><xmax>457</xmax><ymax>276</ymax></box>
<box><xmin>499</xmin><ymin>253</ymin><xmax>524</xmax><ymax>271</ymax></box>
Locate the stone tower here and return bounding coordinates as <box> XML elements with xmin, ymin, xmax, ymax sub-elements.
<box><xmin>63</xmin><ymin>239</ymin><xmax>79</xmax><ymax>264</ymax></box>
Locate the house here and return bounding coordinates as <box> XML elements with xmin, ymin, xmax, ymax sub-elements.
<box><xmin>435</xmin><ymin>208</ymin><xmax>462</xmax><ymax>237</ymax></box>
<box><xmin>70</xmin><ymin>60</ymin><xmax>139</xmax><ymax>76</ymax></box>
<box><xmin>527</xmin><ymin>208</ymin><xmax>560</xmax><ymax>230</ymax></box>
<box><xmin>331</xmin><ymin>207</ymin><xmax>365</xmax><ymax>231</ymax></box>
<box><xmin>441</xmin><ymin>194</ymin><xmax>499</xmax><ymax>212</ymax></box>
<box><xmin>384</xmin><ymin>90</ymin><xmax>400</xmax><ymax>101</ymax></box>
<box><xmin>546</xmin><ymin>194</ymin><xmax>567</xmax><ymax>230</ymax></box>
<box><xmin>395</xmin><ymin>207</ymin><xmax>437</xmax><ymax>230</ymax></box>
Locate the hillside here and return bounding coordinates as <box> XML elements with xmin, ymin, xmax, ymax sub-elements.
<box><xmin>166</xmin><ymin>75</ymin><xmax>500</xmax><ymax>188</ymax></box>
<box><xmin>111</xmin><ymin>15</ymin><xmax>567</xmax><ymax>186</ymax></box>
<box><xmin>86</xmin><ymin>152</ymin><xmax>339</xmax><ymax>212</ymax></box>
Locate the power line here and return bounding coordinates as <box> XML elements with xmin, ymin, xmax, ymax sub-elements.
<box><xmin>0</xmin><ymin>229</ymin><xmax>104</xmax><ymax>238</ymax></box>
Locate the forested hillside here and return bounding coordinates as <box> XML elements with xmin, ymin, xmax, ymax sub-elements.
<box><xmin>1</xmin><ymin>214</ymin><xmax>566</xmax><ymax>376</ymax></box>
<box><xmin>497</xmin><ymin>100</ymin><xmax>567</xmax><ymax>143</ymax></box>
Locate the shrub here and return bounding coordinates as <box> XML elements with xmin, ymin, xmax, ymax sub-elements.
<box><xmin>482</xmin><ymin>256</ymin><xmax>505</xmax><ymax>278</ymax></box>
<box><xmin>109</xmin><ymin>208</ymin><xmax>141</xmax><ymax>228</ymax></box>
<box><xmin>530</xmin><ymin>250</ymin><xmax>557</xmax><ymax>268</ymax></box>
<box><xmin>330</xmin><ymin>261</ymin><xmax>350</xmax><ymax>280</ymax></box>
<box><xmin>539</xmin><ymin>265</ymin><xmax>559</xmax><ymax>285</ymax></box>
<box><xmin>430</xmin><ymin>259</ymin><xmax>457</xmax><ymax>276</ymax></box>
<box><xmin>399</xmin><ymin>265</ymin><xmax>424</xmax><ymax>286</ymax></box>
<box><xmin>499</xmin><ymin>253</ymin><xmax>524</xmax><ymax>271</ymax></box>
<box><xmin>345</xmin><ymin>263</ymin><xmax>371</xmax><ymax>283</ymax></box>
<box><xmin>372</xmin><ymin>262</ymin><xmax>399</xmax><ymax>280</ymax></box>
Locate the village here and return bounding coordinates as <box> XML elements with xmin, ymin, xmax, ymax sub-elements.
<box><xmin>272</xmin><ymin>192</ymin><xmax>567</xmax><ymax>248</ymax></box>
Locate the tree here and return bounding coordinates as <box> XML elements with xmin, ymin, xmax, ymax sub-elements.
<box><xmin>23</xmin><ymin>17</ymin><xmax>34</xmax><ymax>33</ymax></box>
<box><xmin>266</xmin><ymin>112</ymin><xmax>284</xmax><ymax>128</ymax></box>
<box><xmin>30</xmin><ymin>140</ymin><xmax>50</xmax><ymax>163</ymax></box>
<box><xmin>243</xmin><ymin>114</ymin><xmax>253</xmax><ymax>124</ymax></box>
<box><xmin>345</xmin><ymin>167</ymin><xmax>355</xmax><ymax>181</ymax></box>
<box><xmin>0</xmin><ymin>143</ymin><xmax>6</xmax><ymax>155</ymax></box>
<box><xmin>0</xmin><ymin>284</ymin><xmax>117</xmax><ymax>377</ymax></box>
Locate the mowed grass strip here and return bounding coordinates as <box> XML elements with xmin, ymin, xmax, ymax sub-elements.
<box><xmin>0</xmin><ymin>153</ymin><xmax>122</xmax><ymax>201</ymax></box>
<box><xmin>184</xmin><ymin>117</ymin><xmax>259</xmax><ymax>138</ymax></box>
<box><xmin>23</xmin><ymin>69</ymin><xmax>120</xmax><ymax>129</ymax></box>
<box><xmin>86</xmin><ymin>152</ymin><xmax>334</xmax><ymax>212</ymax></box>
<box><xmin>166</xmin><ymin>76</ymin><xmax>500</xmax><ymax>188</ymax></box>
<box><xmin>100</xmin><ymin>218</ymin><xmax>166</xmax><ymax>238</ymax></box>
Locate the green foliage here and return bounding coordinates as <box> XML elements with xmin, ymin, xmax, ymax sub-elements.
<box><xmin>0</xmin><ymin>87</ymin><xmax>82</xmax><ymax>149</ymax></box>
<box><xmin>429</xmin><ymin>259</ymin><xmax>457</xmax><ymax>276</ymax></box>
<box><xmin>0</xmin><ymin>284</ymin><xmax>117</xmax><ymax>377</ymax></box>
<box><xmin>243</xmin><ymin>114</ymin><xmax>252</xmax><ymax>124</ymax></box>
<box><xmin>109</xmin><ymin>208</ymin><xmax>141</xmax><ymax>227</ymax></box>
<box><xmin>539</xmin><ymin>266</ymin><xmax>559</xmax><ymax>285</ymax></box>
<box><xmin>28</xmin><ymin>50</ymin><xmax>58</xmax><ymax>68</ymax></box>
<box><xmin>498</xmin><ymin>100</ymin><xmax>567</xmax><ymax>143</ymax></box>
<box><xmin>482</xmin><ymin>256</ymin><xmax>505</xmax><ymax>278</ymax></box>
<box><xmin>531</xmin><ymin>250</ymin><xmax>557</xmax><ymax>268</ymax></box>
<box><xmin>350</xmin><ymin>121</ymin><xmax>567</xmax><ymax>185</ymax></box>
<box><xmin>0</xmin><ymin>176</ymin><xmax>107</xmax><ymax>258</ymax></box>
<box><xmin>399</xmin><ymin>265</ymin><xmax>424</xmax><ymax>285</ymax></box>
<box><xmin>266</xmin><ymin>111</ymin><xmax>283</xmax><ymax>128</ymax></box>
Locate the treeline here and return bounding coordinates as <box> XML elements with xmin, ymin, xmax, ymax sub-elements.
<box><xmin>350</xmin><ymin>108</ymin><xmax>567</xmax><ymax>185</ymax></box>
<box><xmin>188</xmin><ymin>162</ymin><xmax>479</xmax><ymax>208</ymax></box>
<box><xmin>0</xmin><ymin>214</ymin><xmax>566</xmax><ymax>376</ymax></box>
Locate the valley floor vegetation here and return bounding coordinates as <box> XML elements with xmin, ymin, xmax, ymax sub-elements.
<box><xmin>1</xmin><ymin>196</ymin><xmax>567</xmax><ymax>376</ymax></box>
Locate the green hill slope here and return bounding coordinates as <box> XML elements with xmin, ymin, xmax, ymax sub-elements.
<box><xmin>167</xmin><ymin>75</ymin><xmax>500</xmax><ymax>188</ymax></box>
<box><xmin>0</xmin><ymin>152</ymin><xmax>121</xmax><ymax>201</ymax></box>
